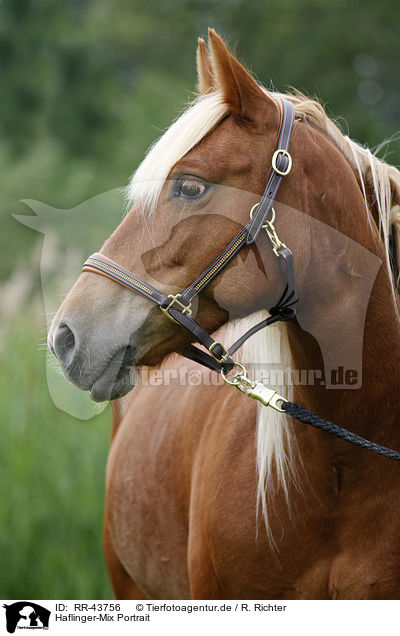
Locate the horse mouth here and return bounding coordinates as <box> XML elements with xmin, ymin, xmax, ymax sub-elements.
<box><xmin>88</xmin><ymin>345</ymin><xmax>137</xmax><ymax>402</ymax></box>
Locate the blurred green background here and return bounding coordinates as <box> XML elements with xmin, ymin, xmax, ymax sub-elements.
<box><xmin>1</xmin><ymin>0</ymin><xmax>399</xmax><ymax>599</ymax></box>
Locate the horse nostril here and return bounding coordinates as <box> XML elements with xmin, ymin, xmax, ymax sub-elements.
<box><xmin>53</xmin><ymin>323</ymin><xmax>76</xmax><ymax>368</ymax></box>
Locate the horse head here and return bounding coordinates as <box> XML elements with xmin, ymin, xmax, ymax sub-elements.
<box><xmin>48</xmin><ymin>30</ymin><xmax>400</xmax><ymax>403</ymax></box>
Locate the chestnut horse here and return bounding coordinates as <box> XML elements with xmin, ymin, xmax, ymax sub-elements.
<box><xmin>49</xmin><ymin>30</ymin><xmax>400</xmax><ymax>599</ymax></box>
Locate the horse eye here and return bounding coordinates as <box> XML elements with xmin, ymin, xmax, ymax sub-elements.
<box><xmin>175</xmin><ymin>178</ymin><xmax>207</xmax><ymax>200</ymax></box>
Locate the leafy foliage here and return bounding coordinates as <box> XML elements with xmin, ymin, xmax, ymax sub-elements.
<box><xmin>0</xmin><ymin>307</ymin><xmax>112</xmax><ymax>598</ymax></box>
<box><xmin>2</xmin><ymin>0</ymin><xmax>400</xmax><ymax>279</ymax></box>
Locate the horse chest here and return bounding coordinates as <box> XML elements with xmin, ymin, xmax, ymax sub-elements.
<box><xmin>104</xmin><ymin>387</ymin><xmax>400</xmax><ymax>600</ymax></box>
<box><xmin>105</xmin><ymin>399</ymin><xmax>193</xmax><ymax>599</ymax></box>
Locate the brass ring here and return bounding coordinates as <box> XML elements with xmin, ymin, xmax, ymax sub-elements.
<box><xmin>221</xmin><ymin>362</ymin><xmax>247</xmax><ymax>385</ymax></box>
<box><xmin>267</xmin><ymin>206</ymin><xmax>276</xmax><ymax>226</ymax></box>
<box><xmin>249</xmin><ymin>202</ymin><xmax>260</xmax><ymax>220</ymax></box>
<box><xmin>249</xmin><ymin>203</ymin><xmax>276</xmax><ymax>230</ymax></box>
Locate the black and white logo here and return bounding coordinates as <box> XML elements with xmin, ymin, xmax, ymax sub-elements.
<box><xmin>3</xmin><ymin>602</ymin><xmax>50</xmax><ymax>633</ymax></box>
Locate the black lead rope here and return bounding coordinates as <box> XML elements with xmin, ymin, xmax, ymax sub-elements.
<box><xmin>281</xmin><ymin>401</ymin><xmax>400</xmax><ymax>461</ymax></box>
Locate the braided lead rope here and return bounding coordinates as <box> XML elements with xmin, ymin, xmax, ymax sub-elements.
<box><xmin>282</xmin><ymin>401</ymin><xmax>400</xmax><ymax>461</ymax></box>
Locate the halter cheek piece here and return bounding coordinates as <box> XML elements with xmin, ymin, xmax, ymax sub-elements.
<box><xmin>81</xmin><ymin>97</ymin><xmax>400</xmax><ymax>462</ymax></box>
<box><xmin>83</xmin><ymin>98</ymin><xmax>297</xmax><ymax>376</ymax></box>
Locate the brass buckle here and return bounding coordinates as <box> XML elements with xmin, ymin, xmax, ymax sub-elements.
<box><xmin>208</xmin><ymin>341</ymin><xmax>230</xmax><ymax>363</ymax></box>
<box><xmin>160</xmin><ymin>294</ymin><xmax>192</xmax><ymax>324</ymax></box>
<box><xmin>272</xmin><ymin>149</ymin><xmax>292</xmax><ymax>176</ymax></box>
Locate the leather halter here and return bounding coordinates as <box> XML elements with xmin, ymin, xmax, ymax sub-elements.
<box><xmin>80</xmin><ymin>99</ymin><xmax>400</xmax><ymax>462</ymax></box>
<box><xmin>82</xmin><ymin>98</ymin><xmax>297</xmax><ymax>374</ymax></box>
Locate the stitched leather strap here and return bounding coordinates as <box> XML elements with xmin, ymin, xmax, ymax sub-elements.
<box><xmin>180</xmin><ymin>226</ymin><xmax>248</xmax><ymax>304</ymax></box>
<box><xmin>83</xmin><ymin>253</ymin><xmax>170</xmax><ymax>306</ymax></box>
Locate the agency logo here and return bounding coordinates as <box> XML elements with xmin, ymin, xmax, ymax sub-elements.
<box><xmin>2</xmin><ymin>602</ymin><xmax>50</xmax><ymax>633</ymax></box>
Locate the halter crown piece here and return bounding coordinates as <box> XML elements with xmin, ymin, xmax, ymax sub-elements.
<box><xmin>82</xmin><ymin>97</ymin><xmax>400</xmax><ymax>461</ymax></box>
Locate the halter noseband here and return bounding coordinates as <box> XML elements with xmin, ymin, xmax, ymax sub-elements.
<box><xmin>82</xmin><ymin>98</ymin><xmax>297</xmax><ymax>377</ymax></box>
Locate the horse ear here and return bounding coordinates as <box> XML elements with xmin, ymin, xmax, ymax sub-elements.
<box><xmin>196</xmin><ymin>37</ymin><xmax>214</xmax><ymax>94</ymax></box>
<box><xmin>208</xmin><ymin>29</ymin><xmax>274</xmax><ymax>123</ymax></box>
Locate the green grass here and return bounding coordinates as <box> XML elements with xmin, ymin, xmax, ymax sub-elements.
<box><xmin>0</xmin><ymin>301</ymin><xmax>113</xmax><ymax>599</ymax></box>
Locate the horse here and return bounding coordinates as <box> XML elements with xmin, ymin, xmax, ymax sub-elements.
<box><xmin>48</xmin><ymin>30</ymin><xmax>400</xmax><ymax>599</ymax></box>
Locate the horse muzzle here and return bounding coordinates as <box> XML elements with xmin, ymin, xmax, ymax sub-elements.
<box><xmin>48</xmin><ymin>319</ymin><xmax>137</xmax><ymax>402</ymax></box>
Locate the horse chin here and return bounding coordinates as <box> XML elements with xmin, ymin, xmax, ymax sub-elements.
<box><xmin>89</xmin><ymin>366</ymin><xmax>136</xmax><ymax>402</ymax></box>
<box><xmin>86</xmin><ymin>347</ymin><xmax>138</xmax><ymax>403</ymax></box>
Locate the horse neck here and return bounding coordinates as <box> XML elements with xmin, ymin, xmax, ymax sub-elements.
<box><xmin>287</xmin><ymin>256</ymin><xmax>400</xmax><ymax>451</ymax></box>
